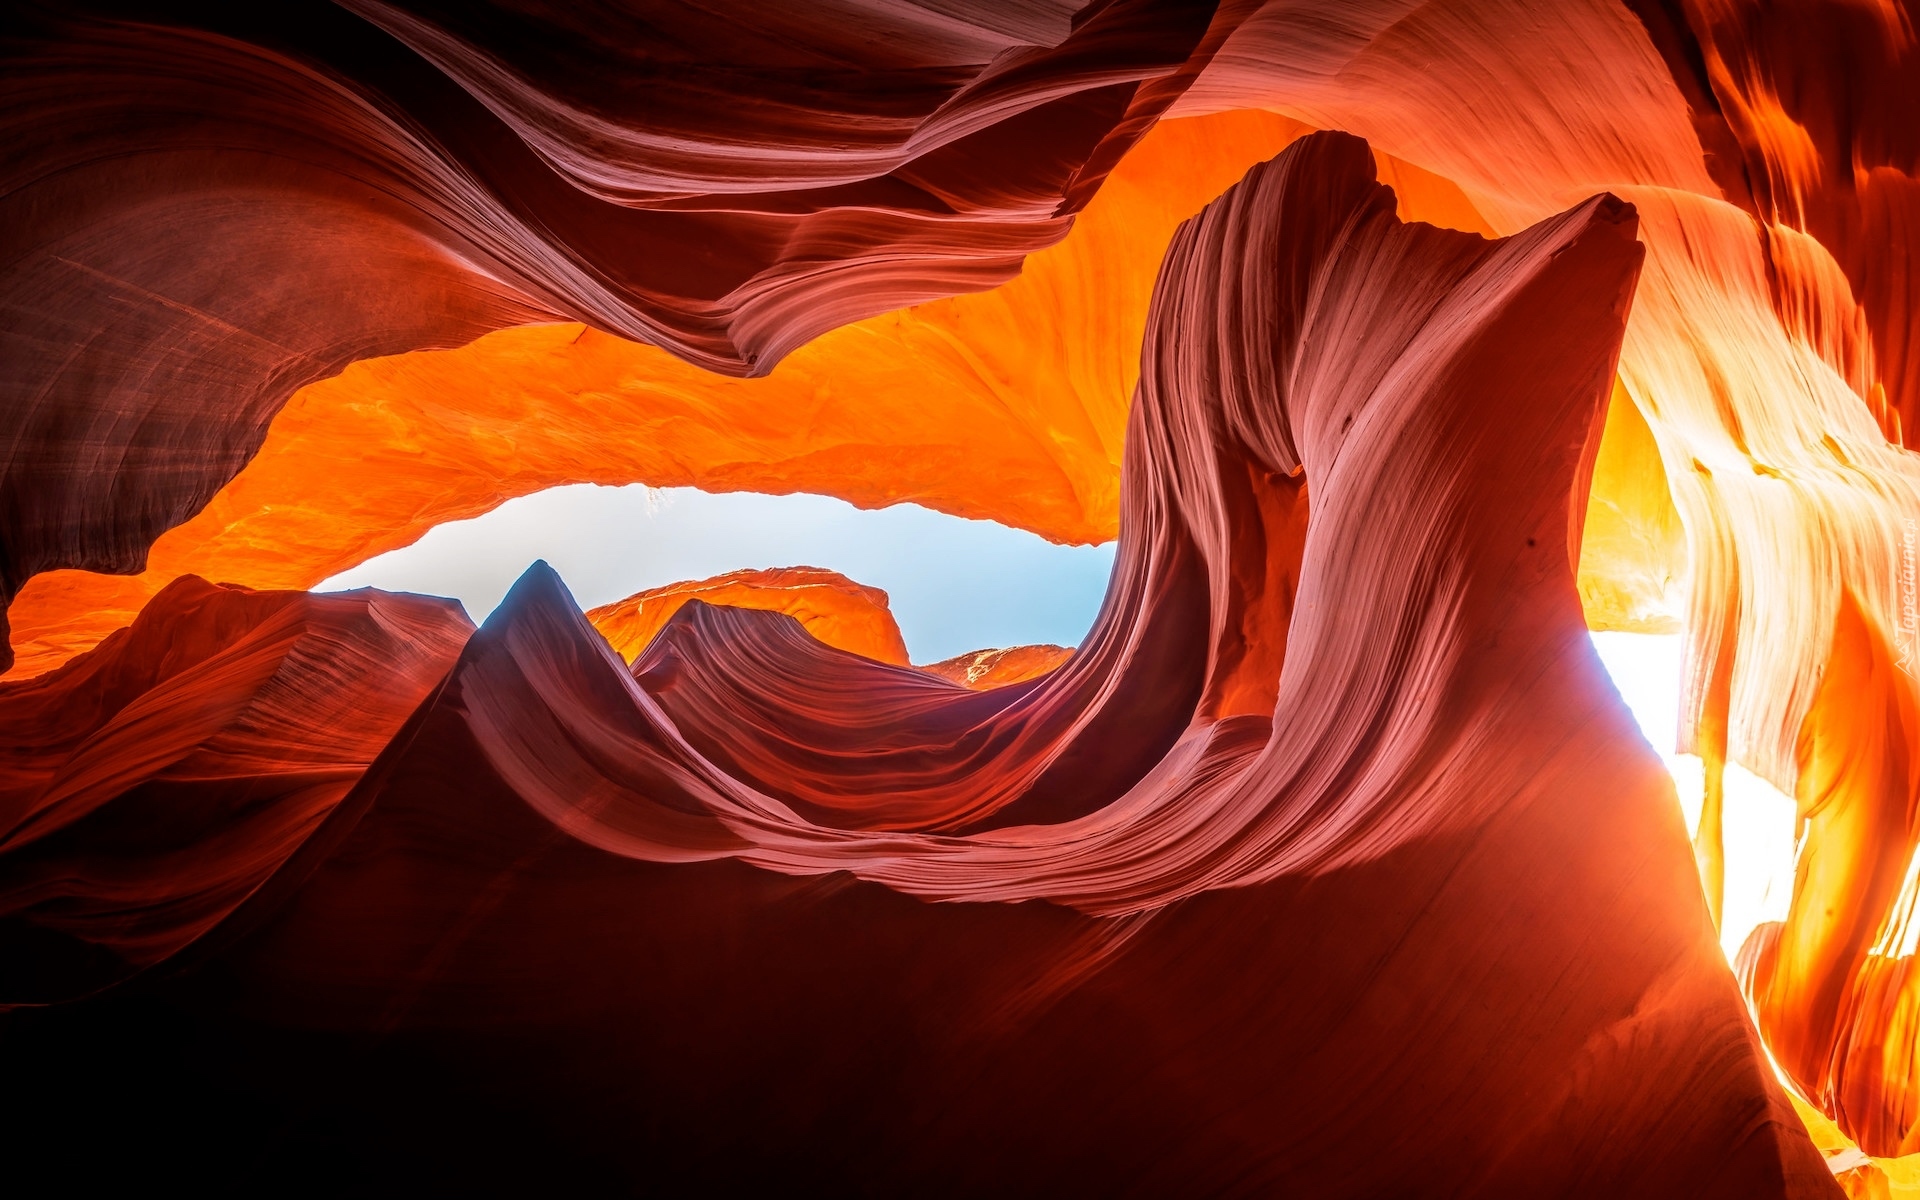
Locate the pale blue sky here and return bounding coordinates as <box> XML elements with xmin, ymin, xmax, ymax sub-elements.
<box><xmin>315</xmin><ymin>484</ymin><xmax>1119</xmax><ymax>663</ymax></box>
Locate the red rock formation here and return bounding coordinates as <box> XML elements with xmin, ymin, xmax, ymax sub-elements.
<box><xmin>0</xmin><ymin>108</ymin><xmax>1323</xmax><ymax>679</ymax></box>
<box><xmin>586</xmin><ymin>565</ymin><xmax>911</xmax><ymax>667</ymax></box>
<box><xmin>0</xmin><ymin>0</ymin><xmax>1232</xmax><ymax>669</ymax></box>
<box><xmin>1652</xmin><ymin>0</ymin><xmax>1920</xmax><ymax>441</ymax></box>
<box><xmin>0</xmin><ymin>576</ymin><xmax>469</xmax><ymax>1003</ymax></box>
<box><xmin>0</xmin><ymin>132</ymin><xmax>1842</xmax><ymax>1193</ymax></box>
<box><xmin>7</xmin><ymin>0</ymin><xmax>1920</xmax><ymax>1187</ymax></box>
<box><xmin>1178</xmin><ymin>6</ymin><xmax>1920</xmax><ymax>1160</ymax></box>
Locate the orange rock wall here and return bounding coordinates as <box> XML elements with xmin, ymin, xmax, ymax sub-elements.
<box><xmin>923</xmin><ymin>644</ymin><xmax>1075</xmax><ymax>689</ymax></box>
<box><xmin>586</xmin><ymin>566</ymin><xmax>911</xmax><ymax>667</ymax></box>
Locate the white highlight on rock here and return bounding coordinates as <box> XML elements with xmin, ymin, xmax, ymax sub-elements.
<box><xmin>1591</xmin><ymin>631</ymin><xmax>1798</xmax><ymax>964</ymax></box>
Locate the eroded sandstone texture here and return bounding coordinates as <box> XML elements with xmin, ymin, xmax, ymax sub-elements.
<box><xmin>3</xmin><ymin>2</ymin><xmax>1918</xmax><ymax>1193</ymax></box>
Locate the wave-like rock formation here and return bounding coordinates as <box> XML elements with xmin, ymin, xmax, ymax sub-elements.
<box><xmin>7</xmin><ymin>0</ymin><xmax>1920</xmax><ymax>1188</ymax></box>
<box><xmin>1173</xmin><ymin>30</ymin><xmax>1920</xmax><ymax>1161</ymax></box>
<box><xmin>0</xmin><ymin>131</ymin><xmax>1841</xmax><ymax>1194</ymax></box>
<box><xmin>0</xmin><ymin>576</ymin><xmax>470</xmax><ymax>1002</ymax></box>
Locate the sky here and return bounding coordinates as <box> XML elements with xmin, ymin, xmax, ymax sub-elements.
<box><xmin>317</xmin><ymin>484</ymin><xmax>1797</xmax><ymax>965</ymax></box>
<box><xmin>316</xmin><ymin>484</ymin><xmax>1119</xmax><ymax>664</ymax></box>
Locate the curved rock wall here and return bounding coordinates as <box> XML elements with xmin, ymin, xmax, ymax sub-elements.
<box><xmin>0</xmin><ymin>130</ymin><xmax>1840</xmax><ymax>1193</ymax></box>
<box><xmin>6</xmin><ymin>0</ymin><xmax>1920</xmax><ymax>1186</ymax></box>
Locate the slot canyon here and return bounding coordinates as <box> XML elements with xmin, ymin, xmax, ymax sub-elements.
<box><xmin>4</xmin><ymin>2</ymin><xmax>1920</xmax><ymax>1194</ymax></box>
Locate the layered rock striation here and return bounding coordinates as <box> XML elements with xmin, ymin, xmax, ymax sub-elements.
<box><xmin>7</xmin><ymin>0</ymin><xmax>1920</xmax><ymax>1185</ymax></box>
<box><xmin>0</xmin><ymin>132</ymin><xmax>1839</xmax><ymax>1194</ymax></box>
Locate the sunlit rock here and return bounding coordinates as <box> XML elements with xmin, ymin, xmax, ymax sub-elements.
<box><xmin>586</xmin><ymin>565</ymin><xmax>911</xmax><ymax>667</ymax></box>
